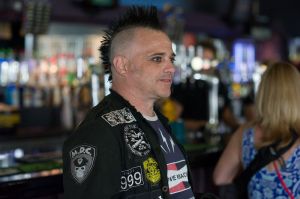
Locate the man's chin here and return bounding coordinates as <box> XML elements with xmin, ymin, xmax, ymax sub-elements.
<box><xmin>159</xmin><ymin>91</ymin><xmax>171</xmax><ymax>99</ymax></box>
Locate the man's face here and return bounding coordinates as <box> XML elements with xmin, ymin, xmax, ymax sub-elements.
<box><xmin>125</xmin><ymin>28</ymin><xmax>175</xmax><ymax>101</ymax></box>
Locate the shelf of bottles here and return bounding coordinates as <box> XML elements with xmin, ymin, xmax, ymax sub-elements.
<box><xmin>0</xmin><ymin>35</ymin><xmax>105</xmax><ymax>133</ymax></box>
<box><xmin>172</xmin><ymin>40</ymin><xmax>227</xmax><ymax>126</ymax></box>
<box><xmin>170</xmin><ymin>38</ymin><xmax>270</xmax><ymax>135</ymax></box>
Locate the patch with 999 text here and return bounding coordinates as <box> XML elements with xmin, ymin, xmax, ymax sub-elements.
<box><xmin>120</xmin><ymin>166</ymin><xmax>144</xmax><ymax>191</ymax></box>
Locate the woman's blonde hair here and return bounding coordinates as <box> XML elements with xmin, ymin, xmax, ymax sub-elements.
<box><xmin>255</xmin><ymin>62</ymin><xmax>300</xmax><ymax>148</ymax></box>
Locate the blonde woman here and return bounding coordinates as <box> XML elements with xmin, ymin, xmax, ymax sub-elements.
<box><xmin>213</xmin><ymin>62</ymin><xmax>300</xmax><ymax>198</ymax></box>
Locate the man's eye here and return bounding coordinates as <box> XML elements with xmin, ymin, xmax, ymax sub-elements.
<box><xmin>152</xmin><ymin>57</ymin><xmax>162</xmax><ymax>62</ymax></box>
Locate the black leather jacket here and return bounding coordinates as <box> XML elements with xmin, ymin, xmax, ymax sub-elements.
<box><xmin>63</xmin><ymin>90</ymin><xmax>193</xmax><ymax>199</ymax></box>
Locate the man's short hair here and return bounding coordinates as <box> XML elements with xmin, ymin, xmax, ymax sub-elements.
<box><xmin>100</xmin><ymin>6</ymin><xmax>163</xmax><ymax>81</ymax></box>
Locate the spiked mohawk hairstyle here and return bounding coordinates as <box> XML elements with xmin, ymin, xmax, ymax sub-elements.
<box><xmin>100</xmin><ymin>6</ymin><xmax>162</xmax><ymax>81</ymax></box>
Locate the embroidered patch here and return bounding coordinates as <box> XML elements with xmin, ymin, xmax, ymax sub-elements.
<box><xmin>143</xmin><ymin>157</ymin><xmax>161</xmax><ymax>185</ymax></box>
<box><xmin>124</xmin><ymin>124</ymin><xmax>151</xmax><ymax>156</ymax></box>
<box><xmin>167</xmin><ymin>160</ymin><xmax>191</xmax><ymax>194</ymax></box>
<box><xmin>120</xmin><ymin>166</ymin><xmax>144</xmax><ymax>191</ymax></box>
<box><xmin>101</xmin><ymin>108</ymin><xmax>136</xmax><ymax>126</ymax></box>
<box><xmin>70</xmin><ymin>145</ymin><xmax>96</xmax><ymax>184</ymax></box>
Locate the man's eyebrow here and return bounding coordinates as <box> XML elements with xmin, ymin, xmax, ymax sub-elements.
<box><xmin>149</xmin><ymin>52</ymin><xmax>176</xmax><ymax>57</ymax></box>
<box><xmin>149</xmin><ymin>52</ymin><xmax>165</xmax><ymax>56</ymax></box>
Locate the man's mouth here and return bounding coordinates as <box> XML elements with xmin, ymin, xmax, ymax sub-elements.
<box><xmin>160</xmin><ymin>78</ymin><xmax>172</xmax><ymax>83</ymax></box>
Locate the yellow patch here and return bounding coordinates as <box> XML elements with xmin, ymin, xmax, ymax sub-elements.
<box><xmin>143</xmin><ymin>157</ymin><xmax>161</xmax><ymax>184</ymax></box>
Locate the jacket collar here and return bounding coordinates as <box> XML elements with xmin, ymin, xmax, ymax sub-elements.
<box><xmin>109</xmin><ymin>89</ymin><xmax>169</xmax><ymax>122</ymax></box>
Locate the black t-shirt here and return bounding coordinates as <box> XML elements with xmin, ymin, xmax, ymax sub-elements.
<box><xmin>144</xmin><ymin>114</ymin><xmax>194</xmax><ymax>199</ymax></box>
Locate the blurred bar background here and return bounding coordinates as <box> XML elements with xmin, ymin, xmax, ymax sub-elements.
<box><xmin>1</xmin><ymin>0</ymin><xmax>300</xmax><ymax>198</ymax></box>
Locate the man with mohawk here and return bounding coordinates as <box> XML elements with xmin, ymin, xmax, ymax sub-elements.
<box><xmin>63</xmin><ymin>6</ymin><xmax>195</xmax><ymax>199</ymax></box>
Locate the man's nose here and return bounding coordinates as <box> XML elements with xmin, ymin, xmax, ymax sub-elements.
<box><xmin>165</xmin><ymin>62</ymin><xmax>176</xmax><ymax>74</ymax></box>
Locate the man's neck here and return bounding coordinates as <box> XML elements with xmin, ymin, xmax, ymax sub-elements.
<box><xmin>111</xmin><ymin>86</ymin><xmax>155</xmax><ymax>117</ymax></box>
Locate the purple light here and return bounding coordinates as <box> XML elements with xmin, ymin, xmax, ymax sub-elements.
<box><xmin>233</xmin><ymin>39</ymin><xmax>255</xmax><ymax>83</ymax></box>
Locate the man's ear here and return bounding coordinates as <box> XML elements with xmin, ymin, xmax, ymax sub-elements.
<box><xmin>112</xmin><ymin>55</ymin><xmax>128</xmax><ymax>76</ymax></box>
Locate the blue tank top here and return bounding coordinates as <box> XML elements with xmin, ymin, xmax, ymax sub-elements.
<box><xmin>242</xmin><ymin>128</ymin><xmax>300</xmax><ymax>198</ymax></box>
